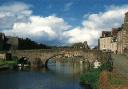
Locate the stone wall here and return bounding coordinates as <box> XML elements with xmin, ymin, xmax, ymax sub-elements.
<box><xmin>117</xmin><ymin>30</ymin><xmax>123</xmax><ymax>54</ymax></box>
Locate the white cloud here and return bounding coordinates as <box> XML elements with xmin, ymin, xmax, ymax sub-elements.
<box><xmin>64</xmin><ymin>27</ymin><xmax>100</xmax><ymax>47</ymax></box>
<box><xmin>0</xmin><ymin>2</ymin><xmax>32</xmax><ymax>30</ymax></box>
<box><xmin>64</xmin><ymin>2</ymin><xmax>73</xmax><ymax>11</ymax></box>
<box><xmin>0</xmin><ymin>2</ymin><xmax>32</xmax><ymax>17</ymax></box>
<box><xmin>3</xmin><ymin>15</ymin><xmax>71</xmax><ymax>44</ymax></box>
<box><xmin>65</xmin><ymin>5</ymin><xmax>128</xmax><ymax>47</ymax></box>
<box><xmin>0</xmin><ymin>2</ymin><xmax>71</xmax><ymax>45</ymax></box>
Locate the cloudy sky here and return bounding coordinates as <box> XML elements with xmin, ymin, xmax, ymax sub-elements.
<box><xmin>0</xmin><ymin>0</ymin><xmax>128</xmax><ymax>47</ymax></box>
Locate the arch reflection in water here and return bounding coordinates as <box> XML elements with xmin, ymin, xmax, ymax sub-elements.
<box><xmin>47</xmin><ymin>58</ymin><xmax>88</xmax><ymax>75</ymax></box>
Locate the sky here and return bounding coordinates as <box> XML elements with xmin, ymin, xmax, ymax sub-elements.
<box><xmin>0</xmin><ymin>0</ymin><xmax>128</xmax><ymax>47</ymax></box>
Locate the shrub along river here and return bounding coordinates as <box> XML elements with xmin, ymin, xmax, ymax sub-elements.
<box><xmin>0</xmin><ymin>61</ymin><xmax>88</xmax><ymax>89</ymax></box>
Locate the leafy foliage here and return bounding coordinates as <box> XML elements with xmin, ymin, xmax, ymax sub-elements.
<box><xmin>18</xmin><ymin>38</ymin><xmax>51</xmax><ymax>50</ymax></box>
<box><xmin>80</xmin><ymin>69</ymin><xmax>100</xmax><ymax>89</ymax></box>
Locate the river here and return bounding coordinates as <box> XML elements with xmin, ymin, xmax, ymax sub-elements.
<box><xmin>0</xmin><ymin>61</ymin><xmax>87</xmax><ymax>89</ymax></box>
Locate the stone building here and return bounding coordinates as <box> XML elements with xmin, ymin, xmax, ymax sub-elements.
<box><xmin>99</xmin><ymin>29</ymin><xmax>119</xmax><ymax>53</ymax></box>
<box><xmin>117</xmin><ymin>12</ymin><xmax>128</xmax><ymax>54</ymax></box>
<box><xmin>0</xmin><ymin>53</ymin><xmax>6</xmax><ymax>60</ymax></box>
<box><xmin>0</xmin><ymin>53</ymin><xmax>12</xmax><ymax>60</ymax></box>
<box><xmin>99</xmin><ymin>36</ymin><xmax>112</xmax><ymax>51</ymax></box>
<box><xmin>0</xmin><ymin>33</ymin><xmax>19</xmax><ymax>51</ymax></box>
<box><xmin>71</xmin><ymin>41</ymin><xmax>89</xmax><ymax>49</ymax></box>
<box><xmin>111</xmin><ymin>42</ymin><xmax>118</xmax><ymax>53</ymax></box>
<box><xmin>99</xmin><ymin>37</ymin><xmax>118</xmax><ymax>53</ymax></box>
<box><xmin>99</xmin><ymin>12</ymin><xmax>128</xmax><ymax>54</ymax></box>
<box><xmin>6</xmin><ymin>36</ymin><xmax>19</xmax><ymax>50</ymax></box>
<box><xmin>122</xmin><ymin>13</ymin><xmax>128</xmax><ymax>50</ymax></box>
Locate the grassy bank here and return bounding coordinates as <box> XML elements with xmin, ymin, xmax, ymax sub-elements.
<box><xmin>80</xmin><ymin>65</ymin><xmax>128</xmax><ymax>89</ymax></box>
<box><xmin>0</xmin><ymin>60</ymin><xmax>17</xmax><ymax>70</ymax></box>
<box><xmin>80</xmin><ymin>61</ymin><xmax>113</xmax><ymax>89</ymax></box>
<box><xmin>0</xmin><ymin>60</ymin><xmax>6</xmax><ymax>65</ymax></box>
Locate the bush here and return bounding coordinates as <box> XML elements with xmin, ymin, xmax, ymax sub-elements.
<box><xmin>99</xmin><ymin>61</ymin><xmax>113</xmax><ymax>72</ymax></box>
<box><xmin>80</xmin><ymin>69</ymin><xmax>101</xmax><ymax>89</ymax></box>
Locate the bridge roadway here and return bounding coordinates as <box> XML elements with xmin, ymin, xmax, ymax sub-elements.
<box><xmin>10</xmin><ymin>48</ymin><xmax>109</xmax><ymax>67</ymax></box>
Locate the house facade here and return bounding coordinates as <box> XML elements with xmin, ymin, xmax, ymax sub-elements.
<box><xmin>99</xmin><ymin>30</ymin><xmax>118</xmax><ymax>53</ymax></box>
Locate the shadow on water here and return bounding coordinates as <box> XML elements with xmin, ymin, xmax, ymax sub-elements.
<box><xmin>80</xmin><ymin>84</ymin><xmax>92</xmax><ymax>89</ymax></box>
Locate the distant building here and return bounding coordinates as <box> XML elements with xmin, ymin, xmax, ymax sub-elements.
<box><xmin>72</xmin><ymin>41</ymin><xmax>89</xmax><ymax>49</ymax></box>
<box><xmin>0</xmin><ymin>53</ymin><xmax>12</xmax><ymax>60</ymax></box>
<box><xmin>0</xmin><ymin>53</ymin><xmax>6</xmax><ymax>60</ymax></box>
<box><xmin>6</xmin><ymin>36</ymin><xmax>19</xmax><ymax>50</ymax></box>
<box><xmin>0</xmin><ymin>33</ymin><xmax>19</xmax><ymax>50</ymax></box>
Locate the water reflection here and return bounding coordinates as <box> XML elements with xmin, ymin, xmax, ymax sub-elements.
<box><xmin>0</xmin><ymin>59</ymin><xmax>88</xmax><ymax>89</ymax></box>
<box><xmin>48</xmin><ymin>61</ymin><xmax>88</xmax><ymax>75</ymax></box>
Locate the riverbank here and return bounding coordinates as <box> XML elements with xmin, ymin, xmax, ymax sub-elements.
<box><xmin>0</xmin><ymin>60</ymin><xmax>17</xmax><ymax>70</ymax></box>
<box><xmin>80</xmin><ymin>68</ymin><xmax>100</xmax><ymax>89</ymax></box>
<box><xmin>80</xmin><ymin>58</ymin><xmax>113</xmax><ymax>89</ymax></box>
<box><xmin>99</xmin><ymin>70</ymin><xmax>128</xmax><ymax>89</ymax></box>
<box><xmin>80</xmin><ymin>54</ymin><xmax>128</xmax><ymax>89</ymax></box>
<box><xmin>80</xmin><ymin>69</ymin><xmax>128</xmax><ymax>89</ymax></box>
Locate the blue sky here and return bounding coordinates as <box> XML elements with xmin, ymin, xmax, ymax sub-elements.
<box><xmin>0</xmin><ymin>0</ymin><xmax>128</xmax><ymax>47</ymax></box>
<box><xmin>1</xmin><ymin>0</ymin><xmax>127</xmax><ymax>26</ymax></box>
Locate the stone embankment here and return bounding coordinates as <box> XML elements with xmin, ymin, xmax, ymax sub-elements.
<box><xmin>112</xmin><ymin>54</ymin><xmax>128</xmax><ymax>78</ymax></box>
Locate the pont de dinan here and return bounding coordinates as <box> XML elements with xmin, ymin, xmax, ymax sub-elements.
<box><xmin>0</xmin><ymin>1</ymin><xmax>128</xmax><ymax>89</ymax></box>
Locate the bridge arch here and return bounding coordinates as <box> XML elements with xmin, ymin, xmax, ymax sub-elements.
<box><xmin>44</xmin><ymin>54</ymin><xmax>64</xmax><ymax>68</ymax></box>
<box><xmin>44</xmin><ymin>54</ymin><xmax>90</xmax><ymax>68</ymax></box>
<box><xmin>12</xmin><ymin>49</ymin><xmax>104</xmax><ymax>69</ymax></box>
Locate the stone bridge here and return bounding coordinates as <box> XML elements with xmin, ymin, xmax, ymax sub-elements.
<box><xmin>10</xmin><ymin>48</ymin><xmax>110</xmax><ymax>67</ymax></box>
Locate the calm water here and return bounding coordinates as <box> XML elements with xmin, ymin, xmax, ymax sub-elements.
<box><xmin>0</xmin><ymin>61</ymin><xmax>87</xmax><ymax>89</ymax></box>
